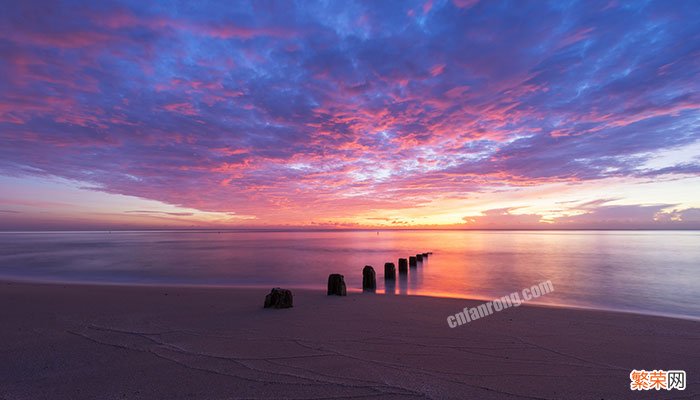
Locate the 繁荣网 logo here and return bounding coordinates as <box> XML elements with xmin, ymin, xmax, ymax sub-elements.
<box><xmin>630</xmin><ymin>370</ymin><xmax>686</xmax><ymax>391</ymax></box>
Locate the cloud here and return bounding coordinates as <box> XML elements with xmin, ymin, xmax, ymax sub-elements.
<box><xmin>466</xmin><ymin>200</ymin><xmax>700</xmax><ymax>229</ymax></box>
<box><xmin>463</xmin><ymin>207</ymin><xmax>544</xmax><ymax>228</ymax></box>
<box><xmin>653</xmin><ymin>208</ymin><xmax>700</xmax><ymax>224</ymax></box>
<box><xmin>556</xmin><ymin>202</ymin><xmax>674</xmax><ymax>228</ymax></box>
<box><xmin>0</xmin><ymin>0</ymin><xmax>699</xmax><ymax>227</ymax></box>
<box><xmin>124</xmin><ymin>210</ymin><xmax>194</xmax><ymax>217</ymax></box>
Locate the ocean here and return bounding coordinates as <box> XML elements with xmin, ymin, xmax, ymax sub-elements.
<box><xmin>0</xmin><ymin>230</ymin><xmax>698</xmax><ymax>319</ymax></box>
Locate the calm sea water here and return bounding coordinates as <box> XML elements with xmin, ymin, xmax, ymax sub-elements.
<box><xmin>0</xmin><ymin>230</ymin><xmax>698</xmax><ymax>319</ymax></box>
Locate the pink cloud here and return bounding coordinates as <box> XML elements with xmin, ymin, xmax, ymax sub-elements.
<box><xmin>162</xmin><ymin>102</ymin><xmax>198</xmax><ymax>116</ymax></box>
<box><xmin>430</xmin><ymin>64</ymin><xmax>446</xmax><ymax>77</ymax></box>
<box><xmin>452</xmin><ymin>0</ymin><xmax>480</xmax><ymax>9</ymax></box>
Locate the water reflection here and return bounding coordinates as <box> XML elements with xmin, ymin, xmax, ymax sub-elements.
<box><xmin>409</xmin><ymin>261</ymin><xmax>423</xmax><ymax>291</ymax></box>
<box><xmin>398</xmin><ymin>273</ymin><xmax>408</xmax><ymax>295</ymax></box>
<box><xmin>385</xmin><ymin>279</ymin><xmax>396</xmax><ymax>295</ymax></box>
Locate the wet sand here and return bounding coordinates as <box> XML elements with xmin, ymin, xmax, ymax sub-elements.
<box><xmin>1</xmin><ymin>281</ymin><xmax>698</xmax><ymax>399</ymax></box>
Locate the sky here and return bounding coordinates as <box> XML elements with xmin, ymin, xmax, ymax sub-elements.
<box><xmin>1</xmin><ymin>0</ymin><xmax>700</xmax><ymax>230</ymax></box>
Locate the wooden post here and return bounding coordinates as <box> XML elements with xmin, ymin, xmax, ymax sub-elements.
<box><xmin>384</xmin><ymin>262</ymin><xmax>396</xmax><ymax>280</ymax></box>
<box><xmin>409</xmin><ymin>256</ymin><xmax>417</xmax><ymax>267</ymax></box>
<box><xmin>398</xmin><ymin>258</ymin><xmax>408</xmax><ymax>275</ymax></box>
<box><xmin>362</xmin><ymin>265</ymin><xmax>376</xmax><ymax>292</ymax></box>
<box><xmin>327</xmin><ymin>274</ymin><xmax>347</xmax><ymax>296</ymax></box>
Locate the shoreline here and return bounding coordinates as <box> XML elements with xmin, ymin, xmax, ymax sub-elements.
<box><xmin>2</xmin><ymin>280</ymin><xmax>698</xmax><ymax>399</ymax></box>
<box><xmin>1</xmin><ymin>278</ymin><xmax>698</xmax><ymax>323</ymax></box>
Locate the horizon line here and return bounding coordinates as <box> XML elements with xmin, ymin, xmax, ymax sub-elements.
<box><xmin>2</xmin><ymin>228</ymin><xmax>700</xmax><ymax>233</ymax></box>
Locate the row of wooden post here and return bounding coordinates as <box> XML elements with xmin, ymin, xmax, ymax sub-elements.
<box><xmin>265</xmin><ymin>251</ymin><xmax>433</xmax><ymax>307</ymax></box>
<box><xmin>356</xmin><ymin>252</ymin><xmax>433</xmax><ymax>296</ymax></box>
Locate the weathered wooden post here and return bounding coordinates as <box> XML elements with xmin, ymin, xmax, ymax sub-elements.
<box><xmin>398</xmin><ymin>258</ymin><xmax>408</xmax><ymax>275</ymax></box>
<box><xmin>421</xmin><ymin>252</ymin><xmax>429</xmax><ymax>258</ymax></box>
<box><xmin>264</xmin><ymin>288</ymin><xmax>293</xmax><ymax>309</ymax></box>
<box><xmin>384</xmin><ymin>262</ymin><xmax>396</xmax><ymax>280</ymax></box>
<box><xmin>409</xmin><ymin>256</ymin><xmax>417</xmax><ymax>267</ymax></box>
<box><xmin>327</xmin><ymin>274</ymin><xmax>347</xmax><ymax>296</ymax></box>
<box><xmin>416</xmin><ymin>253</ymin><xmax>423</xmax><ymax>262</ymax></box>
<box><xmin>362</xmin><ymin>265</ymin><xmax>376</xmax><ymax>292</ymax></box>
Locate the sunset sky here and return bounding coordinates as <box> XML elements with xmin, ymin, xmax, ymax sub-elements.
<box><xmin>1</xmin><ymin>0</ymin><xmax>699</xmax><ymax>230</ymax></box>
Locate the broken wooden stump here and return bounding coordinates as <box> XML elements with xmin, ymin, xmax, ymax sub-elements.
<box><xmin>263</xmin><ymin>288</ymin><xmax>293</xmax><ymax>309</ymax></box>
<box><xmin>409</xmin><ymin>256</ymin><xmax>417</xmax><ymax>267</ymax></box>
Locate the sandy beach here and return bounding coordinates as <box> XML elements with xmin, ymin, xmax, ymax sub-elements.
<box><xmin>0</xmin><ymin>281</ymin><xmax>697</xmax><ymax>399</ymax></box>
